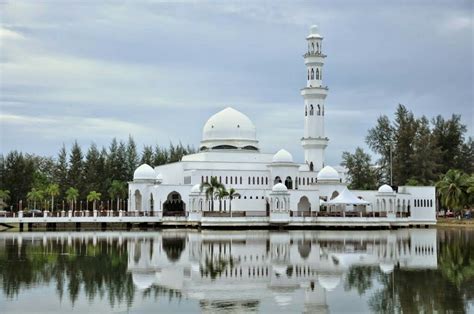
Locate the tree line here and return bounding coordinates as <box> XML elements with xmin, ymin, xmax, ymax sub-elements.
<box><xmin>0</xmin><ymin>136</ymin><xmax>195</xmax><ymax>211</ymax></box>
<box><xmin>342</xmin><ymin>104</ymin><xmax>473</xmax><ymax>211</ymax></box>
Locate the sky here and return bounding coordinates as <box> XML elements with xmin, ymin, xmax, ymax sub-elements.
<box><xmin>0</xmin><ymin>0</ymin><xmax>472</xmax><ymax>165</ymax></box>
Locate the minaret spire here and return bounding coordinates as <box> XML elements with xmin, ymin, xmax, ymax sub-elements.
<box><xmin>301</xmin><ymin>24</ymin><xmax>329</xmax><ymax>171</ymax></box>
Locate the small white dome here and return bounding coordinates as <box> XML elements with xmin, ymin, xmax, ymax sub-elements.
<box><xmin>318</xmin><ymin>274</ymin><xmax>341</xmax><ymax>291</ymax></box>
<box><xmin>317</xmin><ymin>165</ymin><xmax>340</xmax><ymax>181</ymax></box>
<box><xmin>200</xmin><ymin>107</ymin><xmax>259</xmax><ymax>150</ymax></box>
<box><xmin>307</xmin><ymin>24</ymin><xmax>322</xmax><ymax>39</ymax></box>
<box><xmin>190</xmin><ymin>184</ymin><xmax>201</xmax><ymax>193</ymax></box>
<box><xmin>272</xmin><ymin>183</ymin><xmax>288</xmax><ymax>192</ymax></box>
<box><xmin>378</xmin><ymin>184</ymin><xmax>394</xmax><ymax>193</ymax></box>
<box><xmin>132</xmin><ymin>272</ymin><xmax>156</xmax><ymax>290</ymax></box>
<box><xmin>379</xmin><ymin>262</ymin><xmax>395</xmax><ymax>274</ymax></box>
<box><xmin>272</xmin><ymin>149</ymin><xmax>293</xmax><ymax>163</ymax></box>
<box><xmin>133</xmin><ymin>164</ymin><xmax>155</xmax><ymax>181</ymax></box>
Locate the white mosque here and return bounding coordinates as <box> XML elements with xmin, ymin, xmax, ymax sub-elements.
<box><xmin>128</xmin><ymin>25</ymin><xmax>436</xmax><ymax>228</ymax></box>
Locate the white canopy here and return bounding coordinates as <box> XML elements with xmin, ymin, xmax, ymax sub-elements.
<box><xmin>326</xmin><ymin>188</ymin><xmax>370</xmax><ymax>205</ymax></box>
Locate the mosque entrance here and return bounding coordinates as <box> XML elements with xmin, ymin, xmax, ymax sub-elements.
<box><xmin>163</xmin><ymin>192</ymin><xmax>186</xmax><ymax>216</ymax></box>
<box><xmin>297</xmin><ymin>196</ymin><xmax>311</xmax><ymax>211</ymax></box>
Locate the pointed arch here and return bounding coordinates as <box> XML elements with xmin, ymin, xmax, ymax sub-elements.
<box><xmin>310</xmin><ymin>105</ymin><xmax>314</xmax><ymax>115</ymax></box>
<box><xmin>163</xmin><ymin>191</ymin><xmax>185</xmax><ymax>216</ymax></box>
<box><xmin>311</xmin><ymin>68</ymin><xmax>314</xmax><ymax>79</ymax></box>
<box><xmin>316</xmin><ymin>68</ymin><xmax>320</xmax><ymax>80</ymax></box>
<box><xmin>317</xmin><ymin>104</ymin><xmax>321</xmax><ymax>115</ymax></box>
<box><xmin>274</xmin><ymin>176</ymin><xmax>282</xmax><ymax>185</ymax></box>
<box><xmin>284</xmin><ymin>176</ymin><xmax>293</xmax><ymax>189</ymax></box>
<box><xmin>297</xmin><ymin>196</ymin><xmax>311</xmax><ymax>211</ymax></box>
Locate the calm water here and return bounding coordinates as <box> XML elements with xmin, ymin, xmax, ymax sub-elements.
<box><xmin>0</xmin><ymin>228</ymin><xmax>473</xmax><ymax>313</ymax></box>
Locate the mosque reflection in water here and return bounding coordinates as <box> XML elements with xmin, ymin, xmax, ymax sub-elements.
<box><xmin>127</xmin><ymin>229</ymin><xmax>436</xmax><ymax>312</ymax></box>
<box><xmin>2</xmin><ymin>229</ymin><xmax>473</xmax><ymax>313</ymax></box>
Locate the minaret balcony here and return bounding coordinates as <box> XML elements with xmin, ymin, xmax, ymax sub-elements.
<box><xmin>300</xmin><ymin>86</ymin><xmax>328</xmax><ymax>98</ymax></box>
<box><xmin>303</xmin><ymin>52</ymin><xmax>326</xmax><ymax>58</ymax></box>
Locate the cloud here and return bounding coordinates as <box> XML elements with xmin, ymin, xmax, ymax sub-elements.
<box><xmin>0</xmin><ymin>1</ymin><xmax>472</xmax><ymax>165</ymax></box>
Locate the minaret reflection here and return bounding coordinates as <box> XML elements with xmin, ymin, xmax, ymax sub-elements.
<box><xmin>127</xmin><ymin>229</ymin><xmax>437</xmax><ymax>311</ymax></box>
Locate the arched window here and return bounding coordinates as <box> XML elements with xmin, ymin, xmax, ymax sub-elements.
<box><xmin>305</xmin><ymin>106</ymin><xmax>307</xmax><ymax>116</ymax></box>
<box><xmin>150</xmin><ymin>194</ymin><xmax>154</xmax><ymax>211</ymax></box>
<box><xmin>235</xmin><ymin>176</ymin><xmax>238</xmax><ymax>184</ymax></box>
<box><xmin>316</xmin><ymin>68</ymin><xmax>319</xmax><ymax>80</ymax></box>
<box><xmin>316</xmin><ymin>42</ymin><xmax>319</xmax><ymax>52</ymax></box>
<box><xmin>309</xmin><ymin>162</ymin><xmax>314</xmax><ymax>172</ymax></box>
<box><xmin>252</xmin><ymin>177</ymin><xmax>255</xmax><ymax>185</ymax></box>
<box><xmin>274</xmin><ymin>176</ymin><xmax>282</xmax><ymax>185</ymax></box>
<box><xmin>240</xmin><ymin>176</ymin><xmax>242</xmax><ymax>184</ymax></box>
<box><xmin>307</xmin><ymin>70</ymin><xmax>310</xmax><ymax>80</ymax></box>
<box><xmin>257</xmin><ymin>177</ymin><xmax>260</xmax><ymax>185</ymax></box>
<box><xmin>311</xmin><ymin>68</ymin><xmax>314</xmax><ymax>80</ymax></box>
<box><xmin>265</xmin><ymin>177</ymin><xmax>268</xmax><ymax>185</ymax></box>
<box><xmin>226</xmin><ymin>176</ymin><xmax>228</xmax><ymax>184</ymax></box>
<box><xmin>206</xmin><ymin>176</ymin><xmax>209</xmax><ymax>182</ymax></box>
<box><xmin>201</xmin><ymin>176</ymin><xmax>204</xmax><ymax>183</ymax></box>
<box><xmin>311</xmin><ymin>42</ymin><xmax>314</xmax><ymax>52</ymax></box>
<box><xmin>322</xmin><ymin>105</ymin><xmax>324</xmax><ymax>116</ymax></box>
<box><xmin>298</xmin><ymin>177</ymin><xmax>301</xmax><ymax>185</ymax></box>
<box><xmin>230</xmin><ymin>176</ymin><xmax>233</xmax><ymax>184</ymax></box>
<box><xmin>317</xmin><ymin>104</ymin><xmax>320</xmax><ymax>115</ymax></box>
<box><xmin>285</xmin><ymin>176</ymin><xmax>293</xmax><ymax>189</ymax></box>
<box><xmin>219</xmin><ymin>176</ymin><xmax>222</xmax><ymax>183</ymax></box>
<box><xmin>248</xmin><ymin>177</ymin><xmax>251</xmax><ymax>184</ymax></box>
<box><xmin>310</xmin><ymin>105</ymin><xmax>314</xmax><ymax>116</ymax></box>
<box><xmin>320</xmin><ymin>69</ymin><xmax>322</xmax><ymax>80</ymax></box>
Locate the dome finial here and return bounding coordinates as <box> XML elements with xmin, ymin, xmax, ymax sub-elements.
<box><xmin>310</xmin><ymin>24</ymin><xmax>319</xmax><ymax>34</ymax></box>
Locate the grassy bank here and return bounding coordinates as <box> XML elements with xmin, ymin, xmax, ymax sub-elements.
<box><xmin>437</xmin><ymin>217</ymin><xmax>474</xmax><ymax>228</ymax></box>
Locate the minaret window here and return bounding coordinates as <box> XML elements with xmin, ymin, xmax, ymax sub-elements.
<box><xmin>310</xmin><ymin>68</ymin><xmax>314</xmax><ymax>80</ymax></box>
<box><xmin>309</xmin><ymin>162</ymin><xmax>314</xmax><ymax>172</ymax></box>
<box><xmin>311</xmin><ymin>42</ymin><xmax>314</xmax><ymax>52</ymax></box>
<box><xmin>316</xmin><ymin>42</ymin><xmax>319</xmax><ymax>53</ymax></box>
<box><xmin>305</xmin><ymin>106</ymin><xmax>307</xmax><ymax>116</ymax></box>
<box><xmin>316</xmin><ymin>68</ymin><xmax>319</xmax><ymax>80</ymax></box>
<box><xmin>309</xmin><ymin>105</ymin><xmax>314</xmax><ymax>116</ymax></box>
<box><xmin>322</xmin><ymin>105</ymin><xmax>325</xmax><ymax>116</ymax></box>
<box><xmin>317</xmin><ymin>105</ymin><xmax>321</xmax><ymax>115</ymax></box>
<box><xmin>307</xmin><ymin>70</ymin><xmax>309</xmax><ymax>80</ymax></box>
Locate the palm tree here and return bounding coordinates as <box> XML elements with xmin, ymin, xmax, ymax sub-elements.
<box><xmin>108</xmin><ymin>180</ymin><xmax>126</xmax><ymax>211</ymax></box>
<box><xmin>46</xmin><ymin>183</ymin><xmax>60</xmax><ymax>211</ymax></box>
<box><xmin>436</xmin><ymin>170</ymin><xmax>469</xmax><ymax>213</ymax></box>
<box><xmin>27</xmin><ymin>188</ymin><xmax>44</xmax><ymax>210</ymax></box>
<box><xmin>227</xmin><ymin>188</ymin><xmax>240</xmax><ymax>216</ymax></box>
<box><xmin>65</xmin><ymin>187</ymin><xmax>79</xmax><ymax>211</ymax></box>
<box><xmin>86</xmin><ymin>191</ymin><xmax>102</xmax><ymax>211</ymax></box>
<box><xmin>0</xmin><ymin>189</ymin><xmax>10</xmax><ymax>210</ymax></box>
<box><xmin>215</xmin><ymin>187</ymin><xmax>228</xmax><ymax>212</ymax></box>
<box><xmin>200</xmin><ymin>176</ymin><xmax>224</xmax><ymax>212</ymax></box>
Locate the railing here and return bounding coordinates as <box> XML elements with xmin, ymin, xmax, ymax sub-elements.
<box><xmin>162</xmin><ymin>211</ymin><xmax>187</xmax><ymax>217</ymax></box>
<box><xmin>203</xmin><ymin>211</ymin><xmax>268</xmax><ymax>218</ymax></box>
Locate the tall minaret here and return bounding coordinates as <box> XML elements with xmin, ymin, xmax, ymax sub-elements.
<box><xmin>301</xmin><ymin>25</ymin><xmax>328</xmax><ymax>171</ymax></box>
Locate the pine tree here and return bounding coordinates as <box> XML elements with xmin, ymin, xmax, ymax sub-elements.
<box><xmin>409</xmin><ymin>116</ymin><xmax>441</xmax><ymax>184</ymax></box>
<box><xmin>366</xmin><ymin>115</ymin><xmax>395</xmax><ymax>183</ymax></box>
<box><xmin>125</xmin><ymin>135</ymin><xmax>139</xmax><ymax>181</ymax></box>
<box><xmin>84</xmin><ymin>143</ymin><xmax>101</xmax><ymax>194</ymax></box>
<box><xmin>341</xmin><ymin>147</ymin><xmax>378</xmax><ymax>190</ymax></box>
<box><xmin>54</xmin><ymin>144</ymin><xmax>69</xmax><ymax>200</ymax></box>
<box><xmin>68</xmin><ymin>141</ymin><xmax>84</xmax><ymax>199</ymax></box>
<box><xmin>140</xmin><ymin>145</ymin><xmax>154</xmax><ymax>165</ymax></box>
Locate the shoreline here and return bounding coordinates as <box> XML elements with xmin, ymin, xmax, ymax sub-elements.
<box><xmin>436</xmin><ymin>218</ymin><xmax>474</xmax><ymax>228</ymax></box>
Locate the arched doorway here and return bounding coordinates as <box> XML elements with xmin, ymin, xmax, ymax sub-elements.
<box><xmin>163</xmin><ymin>192</ymin><xmax>186</xmax><ymax>216</ymax></box>
<box><xmin>285</xmin><ymin>176</ymin><xmax>293</xmax><ymax>189</ymax></box>
<box><xmin>134</xmin><ymin>190</ymin><xmax>142</xmax><ymax>211</ymax></box>
<box><xmin>297</xmin><ymin>196</ymin><xmax>311</xmax><ymax>211</ymax></box>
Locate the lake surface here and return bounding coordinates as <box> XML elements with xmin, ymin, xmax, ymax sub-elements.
<box><xmin>0</xmin><ymin>228</ymin><xmax>473</xmax><ymax>313</ymax></box>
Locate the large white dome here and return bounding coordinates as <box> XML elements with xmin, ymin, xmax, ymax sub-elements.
<box><xmin>200</xmin><ymin>107</ymin><xmax>259</xmax><ymax>151</ymax></box>
<box><xmin>272</xmin><ymin>149</ymin><xmax>293</xmax><ymax>163</ymax></box>
<box><xmin>133</xmin><ymin>164</ymin><xmax>155</xmax><ymax>181</ymax></box>
<box><xmin>317</xmin><ymin>165</ymin><xmax>340</xmax><ymax>181</ymax></box>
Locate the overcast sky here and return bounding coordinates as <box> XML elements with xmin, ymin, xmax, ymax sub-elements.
<box><xmin>1</xmin><ymin>1</ymin><xmax>472</xmax><ymax>165</ymax></box>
